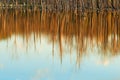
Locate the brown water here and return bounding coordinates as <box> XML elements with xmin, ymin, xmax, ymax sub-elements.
<box><xmin>0</xmin><ymin>9</ymin><xmax>120</xmax><ymax>80</ymax></box>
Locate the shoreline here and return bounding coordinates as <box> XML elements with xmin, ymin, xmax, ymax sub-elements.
<box><xmin>0</xmin><ymin>1</ymin><xmax>120</xmax><ymax>12</ymax></box>
<box><xmin>0</xmin><ymin>6</ymin><xmax>120</xmax><ymax>12</ymax></box>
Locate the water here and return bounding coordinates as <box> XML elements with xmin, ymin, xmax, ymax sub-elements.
<box><xmin>0</xmin><ymin>9</ymin><xmax>120</xmax><ymax>80</ymax></box>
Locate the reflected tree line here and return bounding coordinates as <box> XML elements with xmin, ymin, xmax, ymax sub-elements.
<box><xmin>0</xmin><ymin>9</ymin><xmax>120</xmax><ymax>63</ymax></box>
<box><xmin>0</xmin><ymin>0</ymin><xmax>120</xmax><ymax>11</ymax></box>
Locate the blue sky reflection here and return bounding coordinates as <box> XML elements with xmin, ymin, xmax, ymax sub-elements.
<box><xmin>0</xmin><ymin>35</ymin><xmax>120</xmax><ymax>80</ymax></box>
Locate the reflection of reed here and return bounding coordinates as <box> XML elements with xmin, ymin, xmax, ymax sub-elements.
<box><xmin>0</xmin><ymin>9</ymin><xmax>120</xmax><ymax>63</ymax></box>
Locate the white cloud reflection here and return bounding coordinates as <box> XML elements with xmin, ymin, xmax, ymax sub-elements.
<box><xmin>97</xmin><ymin>59</ymin><xmax>110</xmax><ymax>67</ymax></box>
<box><xmin>0</xmin><ymin>63</ymin><xmax>4</xmax><ymax>69</ymax></box>
<box><xmin>31</xmin><ymin>68</ymin><xmax>51</xmax><ymax>80</ymax></box>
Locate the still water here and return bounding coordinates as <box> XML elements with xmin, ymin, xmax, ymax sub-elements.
<box><xmin>0</xmin><ymin>9</ymin><xmax>120</xmax><ymax>80</ymax></box>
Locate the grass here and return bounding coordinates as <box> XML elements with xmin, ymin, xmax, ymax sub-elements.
<box><xmin>0</xmin><ymin>0</ymin><xmax>120</xmax><ymax>11</ymax></box>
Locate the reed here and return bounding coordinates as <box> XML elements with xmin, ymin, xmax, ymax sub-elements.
<box><xmin>0</xmin><ymin>0</ymin><xmax>120</xmax><ymax>11</ymax></box>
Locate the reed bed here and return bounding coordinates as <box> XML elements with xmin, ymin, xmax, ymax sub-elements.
<box><xmin>0</xmin><ymin>0</ymin><xmax>120</xmax><ymax>11</ymax></box>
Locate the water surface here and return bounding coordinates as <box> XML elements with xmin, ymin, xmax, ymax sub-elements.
<box><xmin>0</xmin><ymin>9</ymin><xmax>120</xmax><ymax>80</ymax></box>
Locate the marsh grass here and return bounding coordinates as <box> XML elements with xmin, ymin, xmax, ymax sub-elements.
<box><xmin>0</xmin><ymin>0</ymin><xmax>120</xmax><ymax>11</ymax></box>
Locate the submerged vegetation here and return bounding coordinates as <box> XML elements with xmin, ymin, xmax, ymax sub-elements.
<box><xmin>0</xmin><ymin>0</ymin><xmax>120</xmax><ymax>11</ymax></box>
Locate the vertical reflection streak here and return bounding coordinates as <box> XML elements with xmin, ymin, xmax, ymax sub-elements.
<box><xmin>0</xmin><ymin>9</ymin><xmax>120</xmax><ymax>64</ymax></box>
